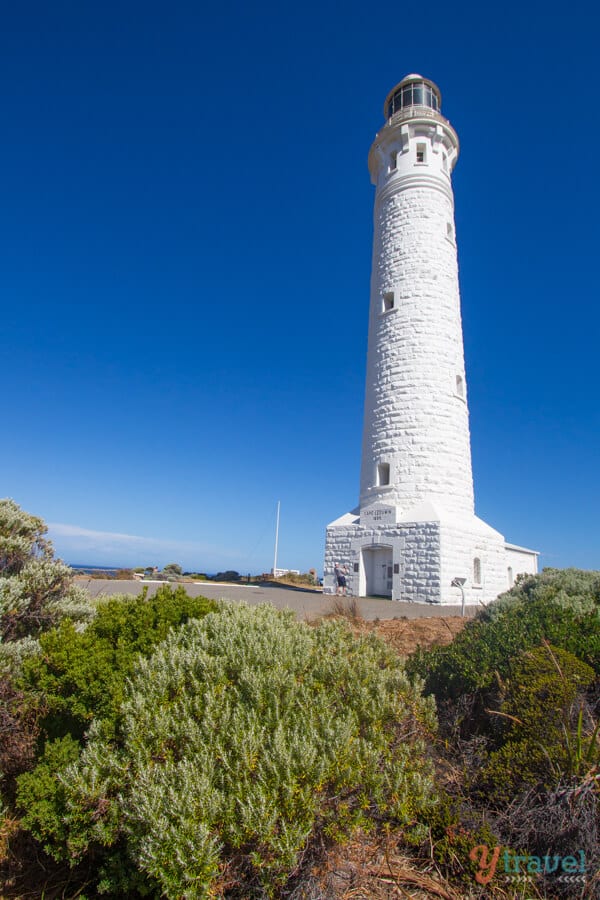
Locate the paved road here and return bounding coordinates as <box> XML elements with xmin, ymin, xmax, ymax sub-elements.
<box><xmin>79</xmin><ymin>579</ymin><xmax>479</xmax><ymax>621</ymax></box>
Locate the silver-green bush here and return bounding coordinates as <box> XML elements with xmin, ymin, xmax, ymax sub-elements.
<box><xmin>59</xmin><ymin>602</ymin><xmax>436</xmax><ymax>898</ymax></box>
<box><xmin>0</xmin><ymin>497</ymin><xmax>93</xmax><ymax>651</ymax></box>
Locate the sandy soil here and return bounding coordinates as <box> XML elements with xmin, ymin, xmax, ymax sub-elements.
<box><xmin>370</xmin><ymin>614</ymin><xmax>467</xmax><ymax>654</ymax></box>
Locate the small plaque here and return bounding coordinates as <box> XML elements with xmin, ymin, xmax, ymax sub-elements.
<box><xmin>361</xmin><ymin>504</ymin><xmax>397</xmax><ymax>525</ymax></box>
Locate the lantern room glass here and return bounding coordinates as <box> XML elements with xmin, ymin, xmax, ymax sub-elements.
<box><xmin>387</xmin><ymin>82</ymin><xmax>439</xmax><ymax>119</ymax></box>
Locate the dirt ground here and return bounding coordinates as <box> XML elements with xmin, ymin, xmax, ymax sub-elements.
<box><xmin>308</xmin><ymin>831</ymin><xmax>464</xmax><ymax>899</ymax></box>
<box><xmin>320</xmin><ymin>600</ymin><xmax>468</xmax><ymax>655</ymax></box>
<box><xmin>369</xmin><ymin>615</ymin><xmax>467</xmax><ymax>655</ymax></box>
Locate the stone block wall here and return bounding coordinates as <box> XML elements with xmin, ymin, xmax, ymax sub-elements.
<box><xmin>439</xmin><ymin>518</ymin><xmax>507</xmax><ymax>606</ymax></box>
<box><xmin>324</xmin><ymin>514</ymin><xmax>523</xmax><ymax>606</ymax></box>
<box><xmin>395</xmin><ymin>520</ymin><xmax>441</xmax><ymax>602</ymax></box>
<box><xmin>325</xmin><ymin>518</ymin><xmax>443</xmax><ymax>603</ymax></box>
<box><xmin>323</xmin><ymin>520</ymin><xmax>364</xmax><ymax>595</ymax></box>
<box><xmin>360</xmin><ymin>172</ymin><xmax>475</xmax><ymax>519</ymax></box>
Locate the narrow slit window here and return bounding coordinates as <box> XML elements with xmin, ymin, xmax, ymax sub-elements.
<box><xmin>507</xmin><ymin>566</ymin><xmax>514</xmax><ymax>587</ymax></box>
<box><xmin>382</xmin><ymin>291</ymin><xmax>395</xmax><ymax>312</ymax></box>
<box><xmin>389</xmin><ymin>152</ymin><xmax>397</xmax><ymax>172</ymax></box>
<box><xmin>377</xmin><ymin>463</ymin><xmax>390</xmax><ymax>486</ymax></box>
<box><xmin>456</xmin><ymin>374</ymin><xmax>464</xmax><ymax>397</ymax></box>
<box><xmin>442</xmin><ymin>153</ymin><xmax>448</xmax><ymax>172</ymax></box>
<box><xmin>447</xmin><ymin>222</ymin><xmax>454</xmax><ymax>240</ymax></box>
<box><xmin>416</xmin><ymin>143</ymin><xmax>426</xmax><ymax>163</ymax></box>
<box><xmin>473</xmin><ymin>557</ymin><xmax>482</xmax><ymax>585</ymax></box>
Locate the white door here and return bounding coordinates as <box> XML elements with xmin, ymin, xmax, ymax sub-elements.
<box><xmin>364</xmin><ymin>548</ymin><xmax>393</xmax><ymax>597</ymax></box>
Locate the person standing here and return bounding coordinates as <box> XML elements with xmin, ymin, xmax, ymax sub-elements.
<box><xmin>334</xmin><ymin>563</ymin><xmax>347</xmax><ymax>596</ymax></box>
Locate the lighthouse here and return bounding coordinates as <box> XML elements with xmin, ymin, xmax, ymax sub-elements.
<box><xmin>324</xmin><ymin>75</ymin><xmax>538</xmax><ymax>605</ymax></box>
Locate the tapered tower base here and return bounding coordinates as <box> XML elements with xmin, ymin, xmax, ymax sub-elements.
<box><xmin>324</xmin><ymin>502</ymin><xmax>537</xmax><ymax>605</ymax></box>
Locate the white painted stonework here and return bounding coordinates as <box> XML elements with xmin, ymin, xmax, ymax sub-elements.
<box><xmin>324</xmin><ymin>76</ymin><xmax>538</xmax><ymax>605</ymax></box>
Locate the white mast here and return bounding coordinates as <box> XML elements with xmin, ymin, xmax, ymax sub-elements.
<box><xmin>273</xmin><ymin>500</ymin><xmax>280</xmax><ymax>576</ymax></box>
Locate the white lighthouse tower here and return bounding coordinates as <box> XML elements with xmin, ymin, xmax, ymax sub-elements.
<box><xmin>324</xmin><ymin>75</ymin><xmax>537</xmax><ymax>605</ymax></box>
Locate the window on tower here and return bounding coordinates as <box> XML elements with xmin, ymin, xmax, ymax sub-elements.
<box><xmin>416</xmin><ymin>143</ymin><xmax>426</xmax><ymax>163</ymax></box>
<box><xmin>377</xmin><ymin>463</ymin><xmax>390</xmax><ymax>486</ymax></box>
<box><xmin>382</xmin><ymin>292</ymin><xmax>395</xmax><ymax>312</ymax></box>
<box><xmin>389</xmin><ymin>152</ymin><xmax>397</xmax><ymax>172</ymax></box>
<box><xmin>456</xmin><ymin>374</ymin><xmax>464</xmax><ymax>397</ymax></box>
<box><xmin>473</xmin><ymin>557</ymin><xmax>482</xmax><ymax>585</ymax></box>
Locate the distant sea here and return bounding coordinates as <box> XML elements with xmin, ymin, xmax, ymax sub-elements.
<box><xmin>70</xmin><ymin>565</ymin><xmax>220</xmax><ymax>579</ymax></box>
<box><xmin>70</xmin><ymin>564</ymin><xmax>124</xmax><ymax>577</ymax></box>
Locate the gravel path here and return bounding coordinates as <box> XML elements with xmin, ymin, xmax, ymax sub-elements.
<box><xmin>79</xmin><ymin>579</ymin><xmax>479</xmax><ymax>621</ymax></box>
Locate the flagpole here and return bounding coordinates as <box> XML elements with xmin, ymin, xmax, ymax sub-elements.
<box><xmin>273</xmin><ymin>500</ymin><xmax>280</xmax><ymax>577</ymax></box>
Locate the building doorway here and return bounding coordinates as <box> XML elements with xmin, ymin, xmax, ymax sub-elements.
<box><xmin>363</xmin><ymin>546</ymin><xmax>393</xmax><ymax>597</ymax></box>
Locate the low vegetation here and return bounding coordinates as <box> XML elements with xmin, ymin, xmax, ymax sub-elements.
<box><xmin>38</xmin><ymin>605</ymin><xmax>436</xmax><ymax>897</ymax></box>
<box><xmin>409</xmin><ymin>567</ymin><xmax>600</xmax><ymax>701</ymax></box>
<box><xmin>271</xmin><ymin>570</ymin><xmax>320</xmax><ymax>587</ymax></box>
<box><xmin>408</xmin><ymin>568</ymin><xmax>600</xmax><ymax>897</ymax></box>
<box><xmin>1</xmin><ymin>500</ymin><xmax>599</xmax><ymax>898</ymax></box>
<box><xmin>0</xmin><ymin>498</ymin><xmax>91</xmax><ymax>650</ymax></box>
<box><xmin>3</xmin><ymin>603</ymin><xmax>437</xmax><ymax>895</ymax></box>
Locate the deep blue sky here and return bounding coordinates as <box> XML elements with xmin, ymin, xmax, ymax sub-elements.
<box><xmin>1</xmin><ymin>0</ymin><xmax>598</xmax><ymax>574</ymax></box>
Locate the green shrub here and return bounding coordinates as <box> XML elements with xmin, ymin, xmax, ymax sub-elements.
<box><xmin>0</xmin><ymin>677</ymin><xmax>41</xmax><ymax>780</ymax></box>
<box><xmin>420</xmin><ymin>791</ymin><xmax>501</xmax><ymax>886</ymax></box>
<box><xmin>500</xmin><ymin>643</ymin><xmax>595</xmax><ymax>738</ymax></box>
<box><xmin>491</xmin><ymin>568</ymin><xmax>600</xmax><ymax>618</ymax></box>
<box><xmin>273</xmin><ymin>571</ymin><xmax>318</xmax><ymax>586</ymax></box>
<box><xmin>476</xmin><ymin>644</ymin><xmax>596</xmax><ymax>804</ymax></box>
<box><xmin>403</xmin><ymin>570</ymin><xmax>600</xmax><ymax>897</ymax></box>
<box><xmin>51</xmin><ymin>603</ymin><xmax>437</xmax><ymax>898</ymax></box>
<box><xmin>23</xmin><ymin>585</ymin><xmax>217</xmax><ymax>742</ymax></box>
<box><xmin>14</xmin><ymin>586</ymin><xmax>216</xmax><ymax>866</ymax></box>
<box><xmin>0</xmin><ymin>498</ymin><xmax>92</xmax><ymax>643</ymax></box>
<box><xmin>15</xmin><ymin>735</ymin><xmax>81</xmax><ymax>856</ymax></box>
<box><xmin>407</xmin><ymin>568</ymin><xmax>600</xmax><ymax>703</ymax></box>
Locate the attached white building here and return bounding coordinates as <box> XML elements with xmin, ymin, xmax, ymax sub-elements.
<box><xmin>324</xmin><ymin>75</ymin><xmax>538</xmax><ymax>605</ymax></box>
